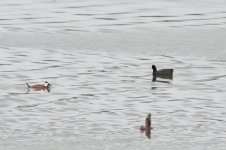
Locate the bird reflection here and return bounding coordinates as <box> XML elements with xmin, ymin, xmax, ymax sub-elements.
<box><xmin>152</xmin><ymin>75</ymin><xmax>172</xmax><ymax>83</ymax></box>
<box><xmin>140</xmin><ymin>113</ymin><xmax>153</xmax><ymax>139</ymax></box>
<box><xmin>26</xmin><ymin>87</ymin><xmax>51</xmax><ymax>93</ymax></box>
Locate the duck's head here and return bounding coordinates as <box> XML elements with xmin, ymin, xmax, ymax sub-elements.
<box><xmin>152</xmin><ymin>65</ymin><xmax>157</xmax><ymax>72</ymax></box>
<box><xmin>44</xmin><ymin>81</ymin><xmax>51</xmax><ymax>87</ymax></box>
<box><xmin>147</xmin><ymin>113</ymin><xmax>151</xmax><ymax>119</ymax></box>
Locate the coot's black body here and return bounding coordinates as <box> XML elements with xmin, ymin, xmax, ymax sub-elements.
<box><xmin>152</xmin><ymin>65</ymin><xmax>173</xmax><ymax>80</ymax></box>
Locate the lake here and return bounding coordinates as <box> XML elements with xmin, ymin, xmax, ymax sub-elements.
<box><xmin>0</xmin><ymin>0</ymin><xmax>226</xmax><ymax>150</ymax></box>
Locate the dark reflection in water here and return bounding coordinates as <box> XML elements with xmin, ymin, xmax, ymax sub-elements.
<box><xmin>152</xmin><ymin>76</ymin><xmax>172</xmax><ymax>83</ymax></box>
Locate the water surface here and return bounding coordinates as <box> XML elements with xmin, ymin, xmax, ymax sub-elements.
<box><xmin>1</xmin><ymin>47</ymin><xmax>226</xmax><ymax>150</ymax></box>
<box><xmin>1</xmin><ymin>0</ymin><xmax>226</xmax><ymax>150</ymax></box>
<box><xmin>0</xmin><ymin>0</ymin><xmax>226</xmax><ymax>32</ymax></box>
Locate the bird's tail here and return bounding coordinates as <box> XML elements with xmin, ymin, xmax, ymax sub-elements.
<box><xmin>26</xmin><ymin>82</ymin><xmax>30</xmax><ymax>88</ymax></box>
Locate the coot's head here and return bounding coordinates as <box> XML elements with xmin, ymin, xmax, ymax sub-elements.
<box><xmin>152</xmin><ymin>65</ymin><xmax>157</xmax><ymax>72</ymax></box>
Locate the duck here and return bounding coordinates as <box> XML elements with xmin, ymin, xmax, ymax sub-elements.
<box><xmin>152</xmin><ymin>65</ymin><xmax>173</xmax><ymax>79</ymax></box>
<box><xmin>140</xmin><ymin>113</ymin><xmax>152</xmax><ymax>139</ymax></box>
<box><xmin>140</xmin><ymin>113</ymin><xmax>152</xmax><ymax>132</ymax></box>
<box><xmin>26</xmin><ymin>81</ymin><xmax>51</xmax><ymax>91</ymax></box>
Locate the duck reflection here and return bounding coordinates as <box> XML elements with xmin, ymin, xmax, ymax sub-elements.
<box><xmin>152</xmin><ymin>75</ymin><xmax>172</xmax><ymax>83</ymax></box>
<box><xmin>140</xmin><ymin>113</ymin><xmax>153</xmax><ymax>139</ymax></box>
<box><xmin>26</xmin><ymin>87</ymin><xmax>51</xmax><ymax>93</ymax></box>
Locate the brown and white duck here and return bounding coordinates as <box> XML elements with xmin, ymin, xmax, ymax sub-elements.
<box><xmin>26</xmin><ymin>81</ymin><xmax>51</xmax><ymax>91</ymax></box>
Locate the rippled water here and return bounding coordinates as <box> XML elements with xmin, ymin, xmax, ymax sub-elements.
<box><xmin>0</xmin><ymin>0</ymin><xmax>226</xmax><ymax>32</ymax></box>
<box><xmin>1</xmin><ymin>0</ymin><xmax>226</xmax><ymax>150</ymax></box>
<box><xmin>1</xmin><ymin>47</ymin><xmax>226</xmax><ymax>150</ymax></box>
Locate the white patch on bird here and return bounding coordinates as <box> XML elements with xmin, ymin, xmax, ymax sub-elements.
<box><xmin>44</xmin><ymin>82</ymin><xmax>48</xmax><ymax>87</ymax></box>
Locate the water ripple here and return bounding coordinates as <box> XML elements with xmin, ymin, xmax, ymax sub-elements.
<box><xmin>0</xmin><ymin>0</ymin><xmax>225</xmax><ymax>32</ymax></box>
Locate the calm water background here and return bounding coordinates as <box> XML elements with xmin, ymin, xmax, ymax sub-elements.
<box><xmin>1</xmin><ymin>0</ymin><xmax>226</xmax><ymax>150</ymax></box>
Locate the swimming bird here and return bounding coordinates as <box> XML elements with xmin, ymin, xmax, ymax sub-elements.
<box><xmin>140</xmin><ymin>113</ymin><xmax>152</xmax><ymax>131</ymax></box>
<box><xmin>26</xmin><ymin>81</ymin><xmax>51</xmax><ymax>91</ymax></box>
<box><xmin>152</xmin><ymin>65</ymin><xmax>173</xmax><ymax>80</ymax></box>
<box><xmin>140</xmin><ymin>113</ymin><xmax>152</xmax><ymax>139</ymax></box>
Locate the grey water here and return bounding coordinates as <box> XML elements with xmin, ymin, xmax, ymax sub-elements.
<box><xmin>0</xmin><ymin>0</ymin><xmax>226</xmax><ymax>32</ymax></box>
<box><xmin>1</xmin><ymin>0</ymin><xmax>226</xmax><ymax>150</ymax></box>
